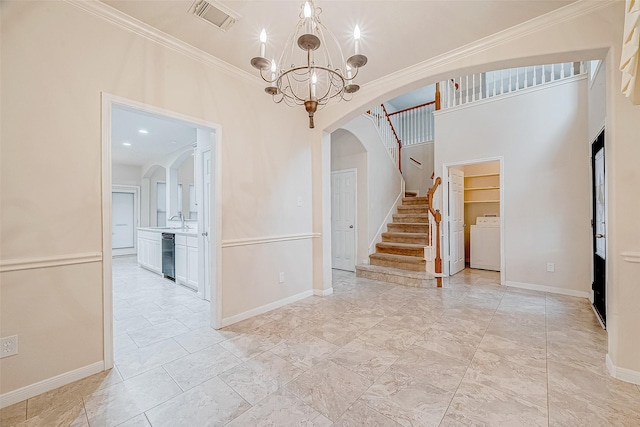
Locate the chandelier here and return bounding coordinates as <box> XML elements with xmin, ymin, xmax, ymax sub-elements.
<box><xmin>250</xmin><ymin>0</ymin><xmax>368</xmax><ymax>128</ymax></box>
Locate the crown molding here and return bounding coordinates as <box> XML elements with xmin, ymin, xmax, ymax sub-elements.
<box><xmin>364</xmin><ymin>0</ymin><xmax>616</xmax><ymax>94</ymax></box>
<box><xmin>64</xmin><ymin>0</ymin><xmax>262</xmax><ymax>88</ymax></box>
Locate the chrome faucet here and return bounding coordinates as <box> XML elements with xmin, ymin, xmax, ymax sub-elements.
<box><xmin>169</xmin><ymin>213</ymin><xmax>186</xmax><ymax>229</ymax></box>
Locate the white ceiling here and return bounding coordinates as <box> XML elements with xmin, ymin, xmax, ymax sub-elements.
<box><xmin>111</xmin><ymin>105</ymin><xmax>197</xmax><ymax>166</ymax></box>
<box><xmin>99</xmin><ymin>0</ymin><xmax>575</xmax><ymax>86</ymax></box>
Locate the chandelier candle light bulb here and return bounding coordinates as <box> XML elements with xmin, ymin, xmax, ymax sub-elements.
<box><xmin>260</xmin><ymin>29</ymin><xmax>267</xmax><ymax>58</ymax></box>
<box><xmin>250</xmin><ymin>0</ymin><xmax>368</xmax><ymax>128</ymax></box>
<box><xmin>311</xmin><ymin>72</ymin><xmax>317</xmax><ymax>98</ymax></box>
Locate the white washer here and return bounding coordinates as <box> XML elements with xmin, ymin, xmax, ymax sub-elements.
<box><xmin>470</xmin><ymin>217</ymin><xmax>501</xmax><ymax>271</ymax></box>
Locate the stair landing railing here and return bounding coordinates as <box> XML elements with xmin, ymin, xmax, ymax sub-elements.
<box><xmin>367</xmin><ymin>104</ymin><xmax>402</xmax><ymax>173</ymax></box>
<box><xmin>440</xmin><ymin>62</ymin><xmax>586</xmax><ymax>109</ymax></box>
<box><xmin>388</xmin><ymin>100</ymin><xmax>436</xmax><ymax>147</ymax></box>
<box><xmin>426</xmin><ymin>176</ymin><xmax>443</xmax><ymax>288</ymax></box>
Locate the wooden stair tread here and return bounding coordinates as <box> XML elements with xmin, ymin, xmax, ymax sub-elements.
<box><xmin>398</xmin><ymin>205</ymin><xmax>429</xmax><ymax>211</ymax></box>
<box><xmin>393</xmin><ymin>214</ymin><xmax>429</xmax><ymax>219</ymax></box>
<box><xmin>382</xmin><ymin>232</ymin><xmax>428</xmax><ymax>238</ymax></box>
<box><xmin>376</xmin><ymin>242</ymin><xmax>426</xmax><ymax>249</ymax></box>
<box><xmin>369</xmin><ymin>253</ymin><xmax>426</xmax><ymax>264</ymax></box>
<box><xmin>402</xmin><ymin>196</ymin><xmax>428</xmax><ymax>204</ymax></box>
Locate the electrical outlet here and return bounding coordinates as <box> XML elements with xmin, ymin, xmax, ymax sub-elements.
<box><xmin>279</xmin><ymin>272</ymin><xmax>285</xmax><ymax>283</ymax></box>
<box><xmin>547</xmin><ymin>263</ymin><xmax>555</xmax><ymax>273</ymax></box>
<box><xmin>1</xmin><ymin>335</ymin><xmax>18</xmax><ymax>358</ymax></box>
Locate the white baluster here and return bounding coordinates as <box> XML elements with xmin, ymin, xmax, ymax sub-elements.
<box><xmin>542</xmin><ymin>65</ymin><xmax>546</xmax><ymax>84</ymax></box>
<box><xmin>472</xmin><ymin>74</ymin><xmax>476</xmax><ymax>102</ymax></box>
<box><xmin>492</xmin><ymin>71</ymin><xmax>496</xmax><ymax>97</ymax></box>
<box><xmin>411</xmin><ymin>110</ymin><xmax>420</xmax><ymax>141</ymax></box>
<box><xmin>516</xmin><ymin>68</ymin><xmax>520</xmax><ymax>91</ymax></box>
<box><xmin>561</xmin><ymin>62</ymin><xmax>565</xmax><ymax>79</ymax></box>
<box><xmin>501</xmin><ymin>70</ymin><xmax>505</xmax><ymax>95</ymax></box>
<box><xmin>533</xmin><ymin>65</ymin><xmax>537</xmax><ymax>87</ymax></box>
<box><xmin>415</xmin><ymin>108</ymin><xmax>419</xmax><ymax>144</ymax></box>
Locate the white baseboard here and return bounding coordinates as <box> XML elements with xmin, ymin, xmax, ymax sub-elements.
<box><xmin>505</xmin><ymin>281</ymin><xmax>589</xmax><ymax>298</ymax></box>
<box><xmin>0</xmin><ymin>361</ymin><xmax>104</xmax><ymax>409</ymax></box>
<box><xmin>606</xmin><ymin>354</ymin><xmax>640</xmax><ymax>385</ymax></box>
<box><xmin>591</xmin><ymin>304</ymin><xmax>606</xmax><ymax>330</ymax></box>
<box><xmin>220</xmin><ymin>290</ymin><xmax>314</xmax><ymax>328</ymax></box>
<box><xmin>314</xmin><ymin>288</ymin><xmax>333</xmax><ymax>297</ymax></box>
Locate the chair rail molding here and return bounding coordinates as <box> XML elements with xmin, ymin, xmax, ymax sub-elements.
<box><xmin>0</xmin><ymin>252</ymin><xmax>103</xmax><ymax>273</ymax></box>
<box><xmin>221</xmin><ymin>233</ymin><xmax>320</xmax><ymax>248</ymax></box>
<box><xmin>621</xmin><ymin>251</ymin><xmax>640</xmax><ymax>263</ymax></box>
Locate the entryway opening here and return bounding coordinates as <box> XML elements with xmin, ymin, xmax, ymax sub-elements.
<box><xmin>101</xmin><ymin>94</ymin><xmax>222</xmax><ymax>371</ymax></box>
<box><xmin>444</xmin><ymin>158</ymin><xmax>504</xmax><ymax>282</ymax></box>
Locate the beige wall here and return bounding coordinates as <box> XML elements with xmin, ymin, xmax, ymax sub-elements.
<box><xmin>339</xmin><ymin>116</ymin><xmax>404</xmax><ymax>251</ymax></box>
<box><xmin>588</xmin><ymin>60</ymin><xmax>607</xmax><ymax>141</ymax></box>
<box><xmin>331</xmin><ymin>129</ymin><xmax>369</xmax><ymax>265</ymax></box>
<box><xmin>315</xmin><ymin>1</ymin><xmax>640</xmax><ymax>377</ymax></box>
<box><xmin>112</xmin><ymin>164</ymin><xmax>142</xmax><ymax>187</ymax></box>
<box><xmin>435</xmin><ymin>77</ymin><xmax>590</xmax><ymax>293</ymax></box>
<box><xmin>0</xmin><ymin>0</ymin><xmax>313</xmax><ymax>396</ymax></box>
<box><xmin>401</xmin><ymin>142</ymin><xmax>434</xmax><ymax>196</ymax></box>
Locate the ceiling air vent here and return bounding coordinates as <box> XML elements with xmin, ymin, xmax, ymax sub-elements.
<box><xmin>192</xmin><ymin>1</ymin><xmax>240</xmax><ymax>32</ymax></box>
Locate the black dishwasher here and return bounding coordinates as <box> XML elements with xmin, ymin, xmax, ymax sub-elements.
<box><xmin>161</xmin><ymin>233</ymin><xmax>175</xmax><ymax>281</ymax></box>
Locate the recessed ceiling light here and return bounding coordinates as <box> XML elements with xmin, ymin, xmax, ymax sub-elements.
<box><xmin>122</xmin><ymin>142</ymin><xmax>131</xmax><ymax>146</ymax></box>
<box><xmin>138</xmin><ymin>129</ymin><xmax>148</xmax><ymax>134</ymax></box>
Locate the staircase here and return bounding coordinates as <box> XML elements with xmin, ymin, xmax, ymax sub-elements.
<box><xmin>356</xmin><ymin>195</ymin><xmax>437</xmax><ymax>287</ymax></box>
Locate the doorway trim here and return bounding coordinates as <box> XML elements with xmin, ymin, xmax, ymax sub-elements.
<box><xmin>441</xmin><ymin>156</ymin><xmax>505</xmax><ymax>285</ymax></box>
<box><xmin>101</xmin><ymin>93</ymin><xmax>223</xmax><ymax>370</ymax></box>
<box><xmin>331</xmin><ymin>168</ymin><xmax>358</xmax><ymax>272</ymax></box>
<box><xmin>111</xmin><ymin>185</ymin><xmax>140</xmax><ymax>257</ymax></box>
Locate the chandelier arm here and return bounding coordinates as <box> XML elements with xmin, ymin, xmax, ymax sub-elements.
<box><xmin>251</xmin><ymin>0</ymin><xmax>363</xmax><ymax>128</ymax></box>
<box><xmin>315</xmin><ymin>21</ymin><xmax>346</xmax><ymax>72</ymax></box>
<box><xmin>258</xmin><ymin>67</ymin><xmax>277</xmax><ymax>84</ymax></box>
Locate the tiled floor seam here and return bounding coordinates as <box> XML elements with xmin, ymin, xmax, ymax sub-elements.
<box><xmin>437</xmin><ymin>288</ymin><xmax>505</xmax><ymax>426</ymax></box>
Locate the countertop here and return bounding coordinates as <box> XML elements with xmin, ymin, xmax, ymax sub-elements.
<box><xmin>137</xmin><ymin>227</ymin><xmax>198</xmax><ymax>237</ymax></box>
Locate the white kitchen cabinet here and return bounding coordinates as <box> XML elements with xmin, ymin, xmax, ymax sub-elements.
<box><xmin>172</xmin><ymin>234</ymin><xmax>198</xmax><ymax>290</ymax></box>
<box><xmin>175</xmin><ymin>243</ymin><xmax>188</xmax><ymax>284</ymax></box>
<box><xmin>137</xmin><ymin>230</ymin><xmax>162</xmax><ymax>274</ymax></box>
<box><xmin>187</xmin><ymin>245</ymin><xmax>198</xmax><ymax>289</ymax></box>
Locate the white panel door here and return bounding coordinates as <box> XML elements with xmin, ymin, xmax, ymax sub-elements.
<box><xmin>202</xmin><ymin>150</ymin><xmax>212</xmax><ymax>301</ymax></box>
<box><xmin>112</xmin><ymin>192</ymin><xmax>135</xmax><ymax>249</ymax></box>
<box><xmin>331</xmin><ymin>170</ymin><xmax>356</xmax><ymax>272</ymax></box>
<box><xmin>449</xmin><ymin>168</ymin><xmax>465</xmax><ymax>275</ymax></box>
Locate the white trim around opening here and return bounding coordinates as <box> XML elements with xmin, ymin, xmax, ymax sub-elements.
<box><xmin>101</xmin><ymin>93</ymin><xmax>223</xmax><ymax>371</ymax></box>
<box><xmin>441</xmin><ymin>157</ymin><xmax>506</xmax><ymax>285</ymax></box>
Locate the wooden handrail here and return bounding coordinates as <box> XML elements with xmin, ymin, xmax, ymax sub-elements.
<box><xmin>427</xmin><ymin>177</ymin><xmax>443</xmax><ymax>288</ymax></box>
<box><xmin>388</xmin><ymin>100</ymin><xmax>436</xmax><ymax>116</ymax></box>
<box><xmin>380</xmin><ymin>103</ymin><xmax>402</xmax><ymax>173</ymax></box>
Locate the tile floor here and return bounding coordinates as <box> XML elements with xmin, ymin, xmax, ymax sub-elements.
<box><xmin>3</xmin><ymin>256</ymin><xmax>640</xmax><ymax>426</ymax></box>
